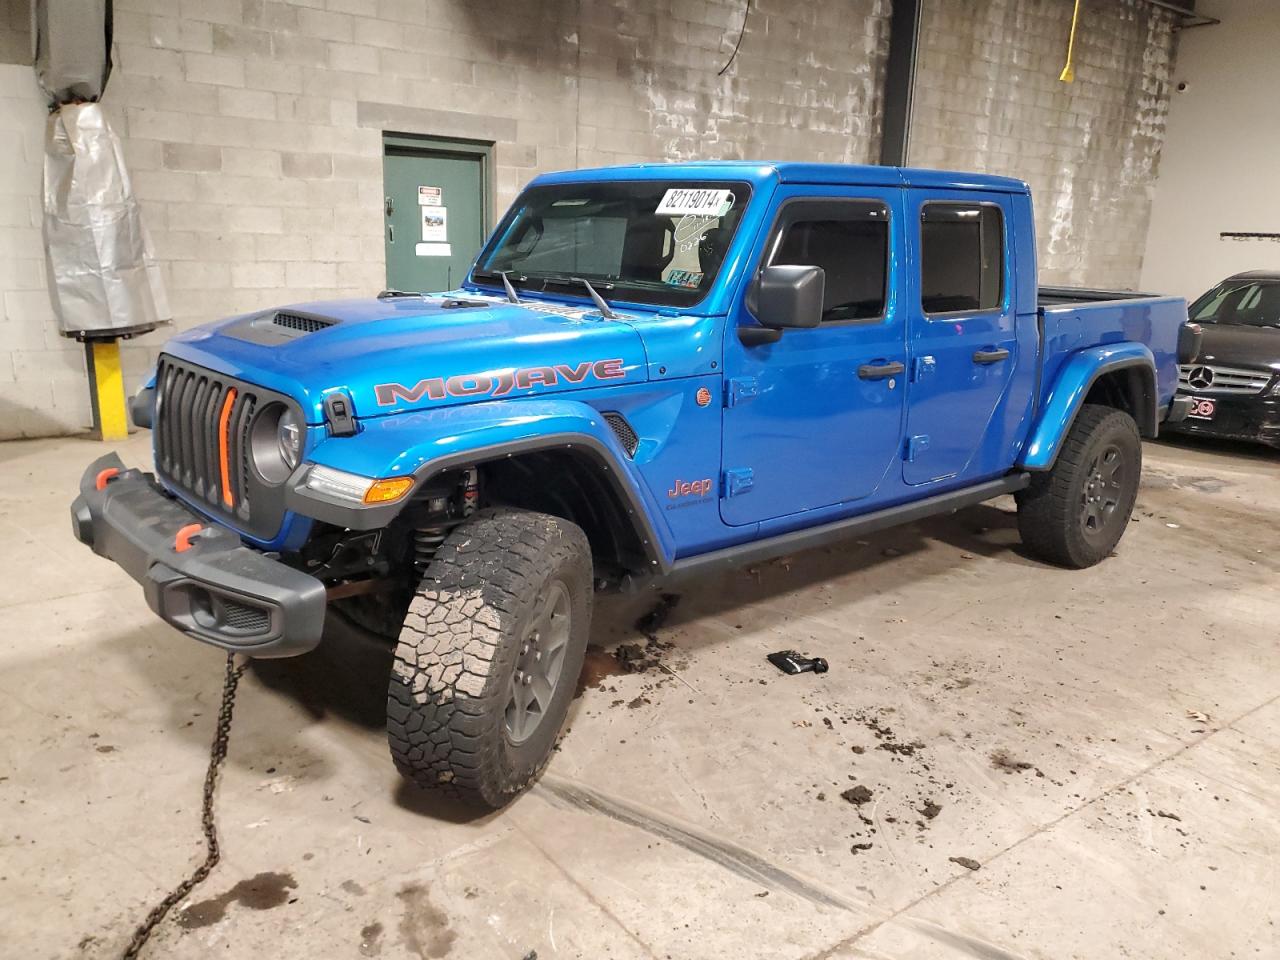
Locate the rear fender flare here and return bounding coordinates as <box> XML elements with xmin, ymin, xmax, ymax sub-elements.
<box><xmin>1019</xmin><ymin>343</ymin><xmax>1156</xmax><ymax>471</ymax></box>
<box><xmin>285</xmin><ymin>398</ymin><xmax>672</xmax><ymax>570</ymax></box>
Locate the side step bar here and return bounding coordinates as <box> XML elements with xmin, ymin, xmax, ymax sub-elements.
<box><xmin>642</xmin><ymin>473</ymin><xmax>1031</xmax><ymax>588</ymax></box>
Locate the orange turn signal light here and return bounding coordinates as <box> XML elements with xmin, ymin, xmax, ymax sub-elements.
<box><xmin>363</xmin><ymin>477</ymin><xmax>414</xmax><ymax>505</ymax></box>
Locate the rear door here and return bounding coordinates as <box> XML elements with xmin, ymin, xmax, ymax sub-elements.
<box><xmin>720</xmin><ymin>186</ymin><xmax>907</xmax><ymax>525</ymax></box>
<box><xmin>902</xmin><ymin>194</ymin><xmax>1018</xmax><ymax>484</ymax></box>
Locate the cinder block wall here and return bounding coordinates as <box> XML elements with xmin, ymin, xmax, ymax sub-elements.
<box><xmin>911</xmin><ymin>0</ymin><xmax>1176</xmax><ymax>289</ymax></box>
<box><xmin>0</xmin><ymin>0</ymin><xmax>891</xmax><ymax>439</ymax></box>
<box><xmin>0</xmin><ymin>0</ymin><xmax>1176</xmax><ymax>440</ymax></box>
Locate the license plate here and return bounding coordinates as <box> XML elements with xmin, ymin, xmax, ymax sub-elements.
<box><xmin>1188</xmin><ymin>397</ymin><xmax>1216</xmax><ymax>420</ymax></box>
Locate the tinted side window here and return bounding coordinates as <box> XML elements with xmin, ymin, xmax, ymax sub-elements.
<box><xmin>770</xmin><ymin>202</ymin><xmax>888</xmax><ymax>322</ymax></box>
<box><xmin>920</xmin><ymin>203</ymin><xmax>1004</xmax><ymax>313</ymax></box>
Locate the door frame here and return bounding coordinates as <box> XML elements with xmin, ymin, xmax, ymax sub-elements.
<box><xmin>381</xmin><ymin>131</ymin><xmax>496</xmax><ymax>244</ymax></box>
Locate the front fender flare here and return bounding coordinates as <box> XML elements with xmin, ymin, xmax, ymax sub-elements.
<box><xmin>284</xmin><ymin>398</ymin><xmax>671</xmax><ymax>569</ymax></box>
<box><xmin>1019</xmin><ymin>342</ymin><xmax>1155</xmax><ymax>471</ymax></box>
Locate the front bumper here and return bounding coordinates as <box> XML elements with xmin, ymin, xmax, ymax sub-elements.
<box><xmin>70</xmin><ymin>453</ymin><xmax>326</xmax><ymax>657</ymax></box>
<box><xmin>1163</xmin><ymin>393</ymin><xmax>1280</xmax><ymax>449</ymax></box>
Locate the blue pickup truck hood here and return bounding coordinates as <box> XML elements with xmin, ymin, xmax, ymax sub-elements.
<box><xmin>165</xmin><ymin>295</ymin><xmax>652</xmax><ymax>422</ymax></box>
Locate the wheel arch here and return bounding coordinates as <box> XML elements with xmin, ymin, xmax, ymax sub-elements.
<box><xmin>287</xmin><ymin>398</ymin><xmax>672</xmax><ymax>576</ymax></box>
<box><xmin>1019</xmin><ymin>343</ymin><xmax>1157</xmax><ymax>471</ymax></box>
<box><xmin>414</xmin><ymin>434</ymin><xmax>667</xmax><ymax>579</ymax></box>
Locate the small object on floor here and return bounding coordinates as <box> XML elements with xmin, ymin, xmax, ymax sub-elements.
<box><xmin>841</xmin><ymin>785</ymin><xmax>873</xmax><ymax>805</ymax></box>
<box><xmin>767</xmin><ymin>650</ymin><xmax>829</xmax><ymax>675</ymax></box>
<box><xmin>949</xmin><ymin>856</ymin><xmax>981</xmax><ymax>871</ymax></box>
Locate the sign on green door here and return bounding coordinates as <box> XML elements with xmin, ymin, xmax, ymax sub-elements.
<box><xmin>383</xmin><ymin>135</ymin><xmax>488</xmax><ymax>293</ymax></box>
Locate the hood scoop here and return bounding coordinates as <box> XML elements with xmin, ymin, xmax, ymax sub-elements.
<box><xmin>225</xmin><ymin>309</ymin><xmax>341</xmax><ymax>346</ymax></box>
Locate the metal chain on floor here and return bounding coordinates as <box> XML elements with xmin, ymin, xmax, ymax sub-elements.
<box><xmin>121</xmin><ymin>653</ymin><xmax>248</xmax><ymax>960</ymax></box>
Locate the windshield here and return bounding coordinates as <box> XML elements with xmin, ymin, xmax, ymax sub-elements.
<box><xmin>472</xmin><ymin>180</ymin><xmax>751</xmax><ymax>308</ymax></box>
<box><xmin>1189</xmin><ymin>280</ymin><xmax>1280</xmax><ymax>329</ymax></box>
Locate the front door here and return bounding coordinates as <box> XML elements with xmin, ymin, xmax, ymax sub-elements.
<box><xmin>902</xmin><ymin>195</ymin><xmax>1018</xmax><ymax>484</ymax></box>
<box><xmin>383</xmin><ymin>136</ymin><xmax>487</xmax><ymax>292</ymax></box>
<box><xmin>720</xmin><ymin>187</ymin><xmax>907</xmax><ymax>526</ymax></box>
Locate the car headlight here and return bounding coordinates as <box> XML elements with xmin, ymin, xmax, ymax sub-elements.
<box><xmin>251</xmin><ymin>404</ymin><xmax>304</xmax><ymax>484</ymax></box>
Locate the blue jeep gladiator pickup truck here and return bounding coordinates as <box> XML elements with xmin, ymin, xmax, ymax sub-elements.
<box><xmin>71</xmin><ymin>161</ymin><xmax>1199</xmax><ymax>808</ymax></box>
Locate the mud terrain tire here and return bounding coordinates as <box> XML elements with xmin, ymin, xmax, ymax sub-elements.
<box><xmin>387</xmin><ymin>509</ymin><xmax>592</xmax><ymax>809</ymax></box>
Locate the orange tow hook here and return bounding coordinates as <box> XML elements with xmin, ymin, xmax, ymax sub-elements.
<box><xmin>174</xmin><ymin>524</ymin><xmax>204</xmax><ymax>553</ymax></box>
<box><xmin>95</xmin><ymin>467</ymin><xmax>120</xmax><ymax>491</ymax></box>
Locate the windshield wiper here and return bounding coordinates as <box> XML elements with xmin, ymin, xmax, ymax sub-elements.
<box><xmin>537</xmin><ymin>276</ymin><xmax>620</xmax><ymax>319</ymax></box>
<box><xmin>472</xmin><ymin>270</ymin><xmax>620</xmax><ymax>318</ymax></box>
<box><xmin>471</xmin><ymin>269</ymin><xmax>526</xmax><ymax>304</ymax></box>
<box><xmin>497</xmin><ymin>270</ymin><xmax>522</xmax><ymax>304</ymax></box>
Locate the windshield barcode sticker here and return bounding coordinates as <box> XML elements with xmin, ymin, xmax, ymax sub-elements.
<box><xmin>656</xmin><ymin>188</ymin><xmax>734</xmax><ymax>217</ymax></box>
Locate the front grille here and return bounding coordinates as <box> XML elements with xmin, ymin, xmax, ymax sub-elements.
<box><xmin>272</xmin><ymin>311</ymin><xmax>335</xmax><ymax>334</ymax></box>
<box><xmin>1178</xmin><ymin>363</ymin><xmax>1272</xmax><ymax>395</ymax></box>
<box><xmin>603</xmin><ymin>411</ymin><xmax>639</xmax><ymax>457</ymax></box>
<box><xmin>153</xmin><ymin>355</ymin><xmax>294</xmax><ymax>539</ymax></box>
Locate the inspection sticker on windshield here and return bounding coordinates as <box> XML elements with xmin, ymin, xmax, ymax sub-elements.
<box><xmin>666</xmin><ymin>269</ymin><xmax>703</xmax><ymax>289</ymax></box>
<box><xmin>656</xmin><ymin>188</ymin><xmax>734</xmax><ymax>217</ymax></box>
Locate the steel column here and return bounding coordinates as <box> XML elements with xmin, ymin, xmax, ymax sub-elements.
<box><xmin>878</xmin><ymin>0</ymin><xmax>922</xmax><ymax>167</ymax></box>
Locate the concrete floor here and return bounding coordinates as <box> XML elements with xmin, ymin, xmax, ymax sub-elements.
<box><xmin>1</xmin><ymin>432</ymin><xmax>1277</xmax><ymax>960</ymax></box>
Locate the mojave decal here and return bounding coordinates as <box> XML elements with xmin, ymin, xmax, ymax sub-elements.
<box><xmin>374</xmin><ymin>358</ymin><xmax>627</xmax><ymax>406</ymax></box>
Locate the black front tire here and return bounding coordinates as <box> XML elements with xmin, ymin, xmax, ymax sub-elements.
<box><xmin>1017</xmin><ymin>404</ymin><xmax>1142</xmax><ymax>569</ymax></box>
<box><xmin>387</xmin><ymin>509</ymin><xmax>592</xmax><ymax>809</ymax></box>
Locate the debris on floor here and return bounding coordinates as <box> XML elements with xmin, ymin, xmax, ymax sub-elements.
<box><xmin>766</xmin><ymin>650</ymin><xmax>830</xmax><ymax>675</ymax></box>
<box><xmin>949</xmin><ymin>856</ymin><xmax>982</xmax><ymax>871</ymax></box>
<box><xmin>990</xmin><ymin>749</ymin><xmax>1034</xmax><ymax>774</ymax></box>
<box><xmin>841</xmin><ymin>785</ymin><xmax>873</xmax><ymax>805</ymax></box>
<box><xmin>634</xmin><ymin>592</ymin><xmax>680</xmax><ymax>641</ymax></box>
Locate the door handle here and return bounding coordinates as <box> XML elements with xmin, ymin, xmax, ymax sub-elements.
<box><xmin>857</xmin><ymin>360</ymin><xmax>905</xmax><ymax>381</ymax></box>
<box><xmin>972</xmin><ymin>347</ymin><xmax>1010</xmax><ymax>364</ymax></box>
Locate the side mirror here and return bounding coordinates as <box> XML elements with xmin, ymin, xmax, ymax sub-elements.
<box><xmin>757</xmin><ymin>264</ymin><xmax>824</xmax><ymax>330</ymax></box>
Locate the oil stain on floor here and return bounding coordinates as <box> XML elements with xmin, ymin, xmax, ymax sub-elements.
<box><xmin>396</xmin><ymin>883</ymin><xmax>457</xmax><ymax>959</ymax></box>
<box><xmin>177</xmin><ymin>872</ymin><xmax>298</xmax><ymax>929</ymax></box>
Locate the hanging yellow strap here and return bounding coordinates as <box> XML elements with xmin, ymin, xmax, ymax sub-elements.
<box><xmin>1060</xmin><ymin>0</ymin><xmax>1082</xmax><ymax>82</ymax></box>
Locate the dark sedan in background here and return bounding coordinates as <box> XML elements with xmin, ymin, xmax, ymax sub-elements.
<box><xmin>1165</xmin><ymin>271</ymin><xmax>1280</xmax><ymax>449</ymax></box>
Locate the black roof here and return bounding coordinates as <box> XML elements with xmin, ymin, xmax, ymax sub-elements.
<box><xmin>1225</xmin><ymin>271</ymin><xmax>1280</xmax><ymax>281</ymax></box>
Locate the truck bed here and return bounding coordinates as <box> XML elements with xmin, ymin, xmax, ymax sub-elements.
<box><xmin>1038</xmin><ymin>285</ymin><xmax>1159</xmax><ymax>307</ymax></box>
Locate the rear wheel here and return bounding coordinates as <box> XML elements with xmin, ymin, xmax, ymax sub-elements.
<box><xmin>1017</xmin><ymin>404</ymin><xmax>1142</xmax><ymax>568</ymax></box>
<box><xmin>386</xmin><ymin>509</ymin><xmax>592</xmax><ymax>809</ymax></box>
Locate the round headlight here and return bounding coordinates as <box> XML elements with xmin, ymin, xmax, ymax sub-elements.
<box><xmin>250</xmin><ymin>404</ymin><xmax>303</xmax><ymax>484</ymax></box>
<box><xmin>277</xmin><ymin>407</ymin><xmax>302</xmax><ymax>470</ymax></box>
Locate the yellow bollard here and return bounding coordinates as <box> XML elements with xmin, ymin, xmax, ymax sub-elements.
<box><xmin>85</xmin><ymin>338</ymin><xmax>130</xmax><ymax>442</ymax></box>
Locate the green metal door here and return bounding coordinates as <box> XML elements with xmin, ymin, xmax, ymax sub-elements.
<box><xmin>383</xmin><ymin>136</ymin><xmax>488</xmax><ymax>292</ymax></box>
